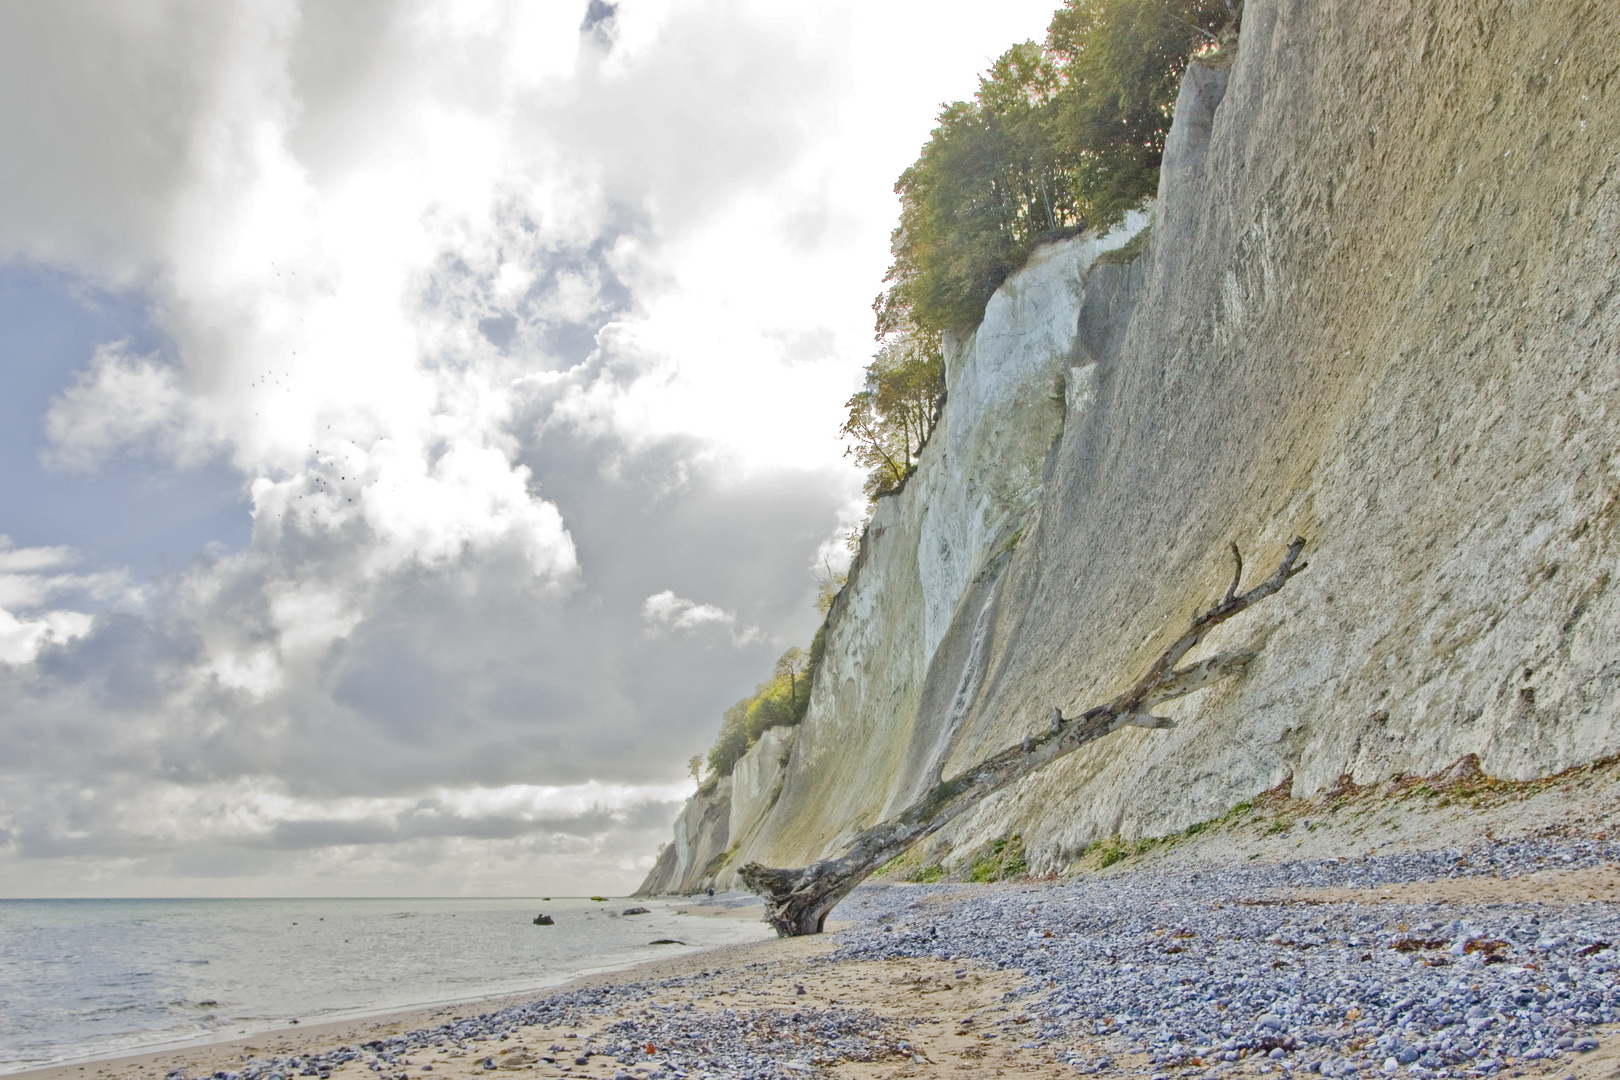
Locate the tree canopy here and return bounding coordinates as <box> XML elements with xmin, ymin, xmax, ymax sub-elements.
<box><xmin>703</xmin><ymin>643</ymin><xmax>819</xmax><ymax>779</ymax></box>
<box><xmin>841</xmin><ymin>0</ymin><xmax>1234</xmax><ymax>502</ymax></box>
<box><xmin>877</xmin><ymin>0</ymin><xmax>1234</xmax><ymax>337</ymax></box>
<box><xmin>839</xmin><ymin>328</ymin><xmax>946</xmax><ymax>499</ymax></box>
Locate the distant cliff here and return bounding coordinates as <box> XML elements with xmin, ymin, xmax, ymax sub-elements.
<box><xmin>639</xmin><ymin>0</ymin><xmax>1620</xmax><ymax>895</ymax></box>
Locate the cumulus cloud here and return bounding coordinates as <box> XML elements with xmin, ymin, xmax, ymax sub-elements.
<box><xmin>641</xmin><ymin>589</ymin><xmax>759</xmax><ymax>643</ymax></box>
<box><xmin>0</xmin><ymin>0</ymin><xmax>1063</xmax><ymax>894</ymax></box>
<box><xmin>43</xmin><ymin>343</ymin><xmax>223</xmax><ymax>470</ymax></box>
<box><xmin>0</xmin><ymin>537</ymin><xmax>129</xmax><ymax>665</ymax></box>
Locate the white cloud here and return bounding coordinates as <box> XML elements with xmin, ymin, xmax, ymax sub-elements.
<box><xmin>0</xmin><ymin>608</ymin><xmax>95</xmax><ymax>667</ymax></box>
<box><xmin>0</xmin><ymin>775</ymin><xmax>693</xmax><ymax>896</ymax></box>
<box><xmin>43</xmin><ymin>343</ymin><xmax>224</xmax><ymax>470</ymax></box>
<box><xmin>0</xmin><ymin>537</ymin><xmax>130</xmax><ymax>665</ymax></box>
<box><xmin>641</xmin><ymin>588</ymin><xmax>756</xmax><ymax>641</ymax></box>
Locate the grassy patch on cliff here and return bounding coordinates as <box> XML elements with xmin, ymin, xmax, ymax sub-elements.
<box><xmin>1091</xmin><ymin>222</ymin><xmax>1154</xmax><ymax>268</ymax></box>
<box><xmin>874</xmin><ymin>846</ymin><xmax>948</xmax><ymax>884</ymax></box>
<box><xmin>965</xmin><ymin>835</ymin><xmax>1028</xmax><ymax>882</ymax></box>
<box><xmin>876</xmin><ymin>834</ymin><xmax>1030</xmax><ymax>884</ymax></box>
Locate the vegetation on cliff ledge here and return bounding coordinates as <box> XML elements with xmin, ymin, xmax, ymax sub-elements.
<box><xmin>694</xmin><ymin>630</ymin><xmax>824</xmax><ymax>783</ymax></box>
<box><xmin>842</xmin><ymin>0</ymin><xmax>1237</xmax><ymax>500</ymax></box>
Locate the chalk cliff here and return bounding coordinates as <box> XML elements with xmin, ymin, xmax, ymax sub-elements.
<box><xmin>640</xmin><ymin>0</ymin><xmax>1620</xmax><ymax>894</ymax></box>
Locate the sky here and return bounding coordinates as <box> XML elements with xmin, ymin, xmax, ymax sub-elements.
<box><xmin>0</xmin><ymin>0</ymin><xmax>1062</xmax><ymax>898</ymax></box>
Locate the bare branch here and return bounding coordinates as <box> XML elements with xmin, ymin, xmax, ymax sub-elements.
<box><xmin>1157</xmin><ymin>2</ymin><xmax>1219</xmax><ymax>43</ymax></box>
<box><xmin>1223</xmin><ymin>541</ymin><xmax>1243</xmax><ymax>606</ymax></box>
<box><xmin>1109</xmin><ymin>712</ymin><xmax>1177</xmax><ymax>732</ymax></box>
<box><xmin>1144</xmin><ymin>647</ymin><xmax>1259</xmax><ymax>709</ymax></box>
<box><xmin>1111</xmin><ymin>535</ymin><xmax>1306</xmax><ymax>718</ymax></box>
<box><xmin>737</xmin><ymin>537</ymin><xmax>1309</xmax><ymax>936</ymax></box>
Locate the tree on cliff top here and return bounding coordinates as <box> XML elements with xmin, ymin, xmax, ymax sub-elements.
<box><xmin>840</xmin><ymin>0</ymin><xmax>1233</xmax><ymax>503</ymax></box>
<box><xmin>876</xmin><ymin>0</ymin><xmax>1235</xmax><ymax>337</ymax></box>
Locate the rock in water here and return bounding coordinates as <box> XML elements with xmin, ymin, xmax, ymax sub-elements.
<box><xmin>532</xmin><ymin>913</ymin><xmax>554</xmax><ymax>925</ymax></box>
<box><xmin>621</xmin><ymin>906</ymin><xmax>650</xmax><ymax>916</ymax></box>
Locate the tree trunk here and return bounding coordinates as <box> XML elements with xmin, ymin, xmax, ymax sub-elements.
<box><xmin>737</xmin><ymin>537</ymin><xmax>1308</xmax><ymax>937</ymax></box>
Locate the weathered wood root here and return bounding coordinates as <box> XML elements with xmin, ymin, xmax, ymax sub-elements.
<box><xmin>737</xmin><ymin>537</ymin><xmax>1308</xmax><ymax>937</ymax></box>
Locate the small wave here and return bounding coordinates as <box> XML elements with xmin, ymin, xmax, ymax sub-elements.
<box><xmin>74</xmin><ymin>1003</ymin><xmax>157</xmax><ymax>1017</ymax></box>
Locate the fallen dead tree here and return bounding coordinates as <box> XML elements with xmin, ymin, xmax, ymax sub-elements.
<box><xmin>738</xmin><ymin>537</ymin><xmax>1309</xmax><ymax>936</ymax></box>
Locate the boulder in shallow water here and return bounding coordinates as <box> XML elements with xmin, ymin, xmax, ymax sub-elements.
<box><xmin>532</xmin><ymin>913</ymin><xmax>554</xmax><ymax>925</ymax></box>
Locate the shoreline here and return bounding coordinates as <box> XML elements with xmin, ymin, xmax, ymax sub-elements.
<box><xmin>4</xmin><ymin>931</ymin><xmax>814</xmax><ymax>1080</ymax></box>
<box><xmin>17</xmin><ymin>858</ymin><xmax>1620</xmax><ymax>1080</ymax></box>
<box><xmin>1</xmin><ymin>901</ymin><xmax>771</xmax><ymax>1080</ymax></box>
<box><xmin>13</xmin><ymin>773</ymin><xmax>1620</xmax><ymax>1080</ymax></box>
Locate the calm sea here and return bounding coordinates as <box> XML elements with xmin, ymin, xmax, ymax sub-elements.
<box><xmin>0</xmin><ymin>897</ymin><xmax>772</xmax><ymax>1074</ymax></box>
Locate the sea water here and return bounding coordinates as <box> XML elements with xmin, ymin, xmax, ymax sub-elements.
<box><xmin>0</xmin><ymin>897</ymin><xmax>771</xmax><ymax>1073</ymax></box>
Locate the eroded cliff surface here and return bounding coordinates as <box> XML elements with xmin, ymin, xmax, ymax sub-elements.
<box><xmin>642</xmin><ymin>0</ymin><xmax>1620</xmax><ymax>892</ymax></box>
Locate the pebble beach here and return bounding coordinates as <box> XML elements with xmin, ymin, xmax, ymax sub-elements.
<box><xmin>11</xmin><ymin>846</ymin><xmax>1614</xmax><ymax>1080</ymax></box>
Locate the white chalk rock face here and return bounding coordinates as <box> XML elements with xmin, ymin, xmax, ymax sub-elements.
<box><xmin>919</xmin><ymin>218</ymin><xmax>1149</xmax><ymax>664</ymax></box>
<box><xmin>636</xmin><ymin>776</ymin><xmax>730</xmax><ymax>896</ymax></box>
<box><xmin>708</xmin><ymin>221</ymin><xmax>1149</xmax><ymax>876</ymax></box>
<box><xmin>728</xmin><ymin>725</ymin><xmax>797</xmax><ymax>851</ymax></box>
<box><xmin>644</xmin><ymin>2</ymin><xmax>1620</xmax><ymax>892</ymax></box>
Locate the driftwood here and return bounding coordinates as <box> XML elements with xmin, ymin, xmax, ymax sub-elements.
<box><xmin>737</xmin><ymin>537</ymin><xmax>1308</xmax><ymax>937</ymax></box>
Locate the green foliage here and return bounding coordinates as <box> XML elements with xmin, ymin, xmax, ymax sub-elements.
<box><xmin>1092</xmin><ymin>837</ymin><xmax>1130</xmax><ymax>868</ymax></box>
<box><xmin>1046</xmin><ymin>0</ymin><xmax>1233</xmax><ymax>224</ymax></box>
<box><xmin>1080</xmin><ymin>831</ymin><xmax>1167</xmax><ymax>869</ymax></box>
<box><xmin>874</xmin><ymin>846</ymin><xmax>947</xmax><ymax>883</ymax></box>
<box><xmin>814</xmin><ymin>564</ymin><xmax>848</xmax><ymax>615</ymax></box>
<box><xmin>704</xmin><ymin>843</ymin><xmax>740</xmax><ymax>877</ymax></box>
<box><xmin>1091</xmin><ymin>222</ymin><xmax>1154</xmax><ymax>268</ymax></box>
<box><xmin>704</xmin><ymin>700</ymin><xmax>752</xmax><ymax>779</ymax></box>
<box><xmin>966</xmin><ymin>835</ymin><xmax>1028</xmax><ymax>882</ymax></box>
<box><xmin>876</xmin><ymin>0</ymin><xmax>1234</xmax><ymax>337</ymax></box>
<box><xmin>702</xmin><ymin>645</ymin><xmax>819</xmax><ymax>779</ymax></box>
<box><xmin>806</xmin><ymin>621</ymin><xmax>828</xmax><ymax>670</ymax></box>
<box><xmin>840</xmin><ymin>329</ymin><xmax>946</xmax><ymax>500</ymax></box>
<box><xmin>841</xmin><ymin>0</ymin><xmax>1232</xmax><ymax>503</ymax></box>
